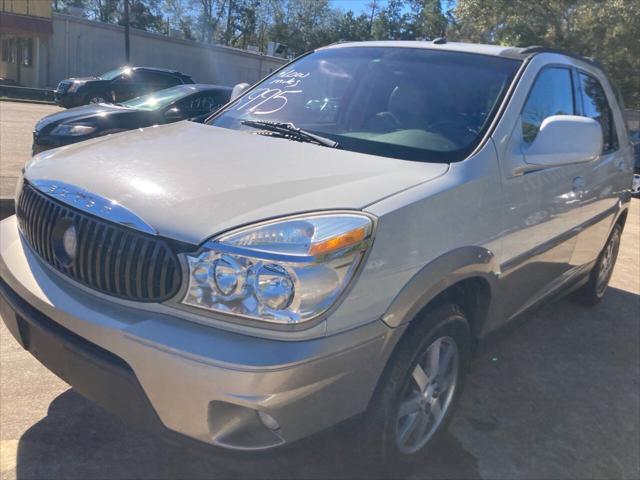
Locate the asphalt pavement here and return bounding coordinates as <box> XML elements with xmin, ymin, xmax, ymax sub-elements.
<box><xmin>0</xmin><ymin>101</ymin><xmax>638</xmax><ymax>479</ymax></box>
<box><xmin>0</xmin><ymin>102</ymin><xmax>62</xmax><ymax>200</ymax></box>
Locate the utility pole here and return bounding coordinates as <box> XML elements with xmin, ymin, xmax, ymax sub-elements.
<box><xmin>124</xmin><ymin>0</ymin><xmax>131</xmax><ymax>64</ymax></box>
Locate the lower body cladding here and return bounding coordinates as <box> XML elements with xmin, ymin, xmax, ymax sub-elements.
<box><xmin>0</xmin><ymin>216</ymin><xmax>400</xmax><ymax>451</ymax></box>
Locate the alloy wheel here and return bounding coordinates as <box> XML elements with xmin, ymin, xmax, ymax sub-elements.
<box><xmin>395</xmin><ymin>336</ymin><xmax>459</xmax><ymax>454</ymax></box>
<box><xmin>596</xmin><ymin>229</ymin><xmax>620</xmax><ymax>297</ymax></box>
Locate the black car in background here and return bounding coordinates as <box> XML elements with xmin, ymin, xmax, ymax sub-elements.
<box><xmin>54</xmin><ymin>66</ymin><xmax>194</xmax><ymax>108</ymax></box>
<box><xmin>630</xmin><ymin>130</ymin><xmax>640</xmax><ymax>174</ymax></box>
<box><xmin>34</xmin><ymin>84</ymin><xmax>231</xmax><ymax>154</ymax></box>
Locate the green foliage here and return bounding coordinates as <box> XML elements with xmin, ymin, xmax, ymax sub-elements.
<box><xmin>453</xmin><ymin>0</ymin><xmax>640</xmax><ymax>108</ymax></box>
<box><xmin>122</xmin><ymin>0</ymin><xmax>164</xmax><ymax>32</ymax></box>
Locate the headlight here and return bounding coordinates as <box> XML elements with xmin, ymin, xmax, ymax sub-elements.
<box><xmin>66</xmin><ymin>82</ymin><xmax>83</xmax><ymax>93</ymax></box>
<box><xmin>181</xmin><ymin>213</ymin><xmax>374</xmax><ymax>325</ymax></box>
<box><xmin>50</xmin><ymin>124</ymin><xmax>96</xmax><ymax>136</ymax></box>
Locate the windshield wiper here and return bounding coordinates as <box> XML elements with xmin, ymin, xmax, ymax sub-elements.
<box><xmin>241</xmin><ymin>120</ymin><xmax>340</xmax><ymax>149</ymax></box>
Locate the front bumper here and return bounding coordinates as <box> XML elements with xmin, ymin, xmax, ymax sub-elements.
<box><xmin>632</xmin><ymin>174</ymin><xmax>640</xmax><ymax>197</ymax></box>
<box><xmin>54</xmin><ymin>91</ymin><xmax>85</xmax><ymax>108</ymax></box>
<box><xmin>0</xmin><ymin>215</ymin><xmax>399</xmax><ymax>450</ymax></box>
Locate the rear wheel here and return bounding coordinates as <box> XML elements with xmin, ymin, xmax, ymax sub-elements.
<box><xmin>572</xmin><ymin>224</ymin><xmax>622</xmax><ymax>306</ymax></box>
<box><xmin>361</xmin><ymin>304</ymin><xmax>471</xmax><ymax>467</ymax></box>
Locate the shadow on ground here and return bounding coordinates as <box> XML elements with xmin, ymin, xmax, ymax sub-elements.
<box><xmin>13</xmin><ymin>288</ymin><xmax>640</xmax><ymax>479</ymax></box>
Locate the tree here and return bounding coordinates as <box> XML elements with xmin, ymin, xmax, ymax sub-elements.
<box><xmin>163</xmin><ymin>0</ymin><xmax>197</xmax><ymax>39</ymax></box>
<box><xmin>94</xmin><ymin>0</ymin><xmax>121</xmax><ymax>23</ymax></box>
<box><xmin>453</xmin><ymin>0</ymin><xmax>640</xmax><ymax>108</ymax></box>
<box><xmin>122</xmin><ymin>0</ymin><xmax>164</xmax><ymax>33</ymax></box>
<box><xmin>365</xmin><ymin>0</ymin><xmax>381</xmax><ymax>37</ymax></box>
<box><xmin>193</xmin><ymin>0</ymin><xmax>226</xmax><ymax>43</ymax></box>
<box><xmin>409</xmin><ymin>0</ymin><xmax>447</xmax><ymax>39</ymax></box>
<box><xmin>333</xmin><ymin>10</ymin><xmax>371</xmax><ymax>42</ymax></box>
<box><xmin>372</xmin><ymin>0</ymin><xmax>412</xmax><ymax>40</ymax></box>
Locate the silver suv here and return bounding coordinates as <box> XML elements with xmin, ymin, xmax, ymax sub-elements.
<box><xmin>0</xmin><ymin>41</ymin><xmax>633</xmax><ymax>462</ymax></box>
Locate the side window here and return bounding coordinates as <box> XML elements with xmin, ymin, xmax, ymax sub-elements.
<box><xmin>200</xmin><ymin>92</ymin><xmax>227</xmax><ymax>111</ymax></box>
<box><xmin>156</xmin><ymin>74</ymin><xmax>181</xmax><ymax>88</ymax></box>
<box><xmin>177</xmin><ymin>94</ymin><xmax>201</xmax><ymax>113</ymax></box>
<box><xmin>521</xmin><ymin>67</ymin><xmax>575</xmax><ymax>143</ymax></box>
<box><xmin>136</xmin><ymin>71</ymin><xmax>180</xmax><ymax>87</ymax></box>
<box><xmin>180</xmin><ymin>93</ymin><xmax>226</xmax><ymax>113</ymax></box>
<box><xmin>578</xmin><ymin>72</ymin><xmax>618</xmax><ymax>153</ymax></box>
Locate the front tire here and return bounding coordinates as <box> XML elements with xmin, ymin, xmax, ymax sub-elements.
<box><xmin>361</xmin><ymin>304</ymin><xmax>471</xmax><ymax>467</ymax></box>
<box><xmin>572</xmin><ymin>223</ymin><xmax>622</xmax><ymax>306</ymax></box>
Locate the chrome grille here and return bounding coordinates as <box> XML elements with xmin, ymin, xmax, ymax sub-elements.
<box><xmin>16</xmin><ymin>182</ymin><xmax>183</xmax><ymax>302</ymax></box>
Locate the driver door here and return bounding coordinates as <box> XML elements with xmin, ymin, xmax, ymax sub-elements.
<box><xmin>111</xmin><ymin>74</ymin><xmax>133</xmax><ymax>102</ymax></box>
<box><xmin>497</xmin><ymin>66</ymin><xmax>586</xmax><ymax>321</ymax></box>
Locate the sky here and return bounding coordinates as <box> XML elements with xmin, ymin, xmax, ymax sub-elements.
<box><xmin>330</xmin><ymin>0</ymin><xmax>374</xmax><ymax>14</ymax></box>
<box><xmin>330</xmin><ymin>1</ymin><xmax>454</xmax><ymax>15</ymax></box>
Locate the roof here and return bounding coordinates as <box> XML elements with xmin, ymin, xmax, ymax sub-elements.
<box><xmin>321</xmin><ymin>41</ymin><xmax>522</xmax><ymax>58</ymax></box>
<box><xmin>133</xmin><ymin>66</ymin><xmax>192</xmax><ymax>77</ymax></box>
<box><xmin>321</xmin><ymin>41</ymin><xmax>603</xmax><ymax>70</ymax></box>
<box><xmin>164</xmin><ymin>84</ymin><xmax>232</xmax><ymax>96</ymax></box>
<box><xmin>188</xmin><ymin>84</ymin><xmax>232</xmax><ymax>92</ymax></box>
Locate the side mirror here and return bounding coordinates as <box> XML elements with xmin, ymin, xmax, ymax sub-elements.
<box><xmin>164</xmin><ymin>107</ymin><xmax>183</xmax><ymax>121</ymax></box>
<box><xmin>524</xmin><ymin>115</ymin><xmax>602</xmax><ymax>168</ymax></box>
<box><xmin>231</xmin><ymin>83</ymin><xmax>250</xmax><ymax>101</ymax></box>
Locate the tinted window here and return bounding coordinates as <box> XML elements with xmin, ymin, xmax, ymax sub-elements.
<box><xmin>522</xmin><ymin>67</ymin><xmax>575</xmax><ymax>143</ymax></box>
<box><xmin>208</xmin><ymin>48</ymin><xmax>521</xmax><ymax>163</ymax></box>
<box><xmin>136</xmin><ymin>71</ymin><xmax>180</xmax><ymax>87</ymax></box>
<box><xmin>579</xmin><ymin>72</ymin><xmax>618</xmax><ymax>152</ymax></box>
<box><xmin>182</xmin><ymin>92</ymin><xmax>228</xmax><ymax>113</ymax></box>
<box><xmin>121</xmin><ymin>86</ymin><xmax>190</xmax><ymax>111</ymax></box>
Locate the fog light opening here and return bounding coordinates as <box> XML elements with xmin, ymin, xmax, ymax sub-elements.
<box><xmin>257</xmin><ymin>411</ymin><xmax>280</xmax><ymax>431</ymax></box>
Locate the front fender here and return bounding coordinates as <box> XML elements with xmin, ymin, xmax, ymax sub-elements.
<box><xmin>381</xmin><ymin>246</ymin><xmax>499</xmax><ymax>329</ymax></box>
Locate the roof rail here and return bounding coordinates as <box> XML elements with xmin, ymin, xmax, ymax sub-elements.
<box><xmin>520</xmin><ymin>45</ymin><xmax>605</xmax><ymax>70</ymax></box>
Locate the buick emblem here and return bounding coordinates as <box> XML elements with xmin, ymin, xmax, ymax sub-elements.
<box><xmin>62</xmin><ymin>224</ymin><xmax>78</xmax><ymax>260</ymax></box>
<box><xmin>52</xmin><ymin>218</ymin><xmax>77</xmax><ymax>266</ymax></box>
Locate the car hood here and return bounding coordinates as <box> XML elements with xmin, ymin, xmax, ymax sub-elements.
<box><xmin>36</xmin><ymin>104</ymin><xmax>136</xmax><ymax>132</ymax></box>
<box><xmin>25</xmin><ymin>121</ymin><xmax>448</xmax><ymax>245</ymax></box>
<box><xmin>60</xmin><ymin>76</ymin><xmax>98</xmax><ymax>85</ymax></box>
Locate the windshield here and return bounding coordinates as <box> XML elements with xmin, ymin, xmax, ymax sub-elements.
<box><xmin>208</xmin><ymin>47</ymin><xmax>521</xmax><ymax>162</ymax></box>
<box><xmin>121</xmin><ymin>86</ymin><xmax>189</xmax><ymax>111</ymax></box>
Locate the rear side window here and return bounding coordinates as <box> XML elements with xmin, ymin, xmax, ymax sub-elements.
<box><xmin>136</xmin><ymin>71</ymin><xmax>181</xmax><ymax>87</ymax></box>
<box><xmin>521</xmin><ymin>67</ymin><xmax>575</xmax><ymax>143</ymax></box>
<box><xmin>578</xmin><ymin>72</ymin><xmax>618</xmax><ymax>153</ymax></box>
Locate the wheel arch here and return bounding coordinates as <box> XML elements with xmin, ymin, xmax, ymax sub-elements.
<box><xmin>615</xmin><ymin>206</ymin><xmax>628</xmax><ymax>229</ymax></box>
<box><xmin>382</xmin><ymin>246</ymin><xmax>498</xmax><ymax>341</ymax></box>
